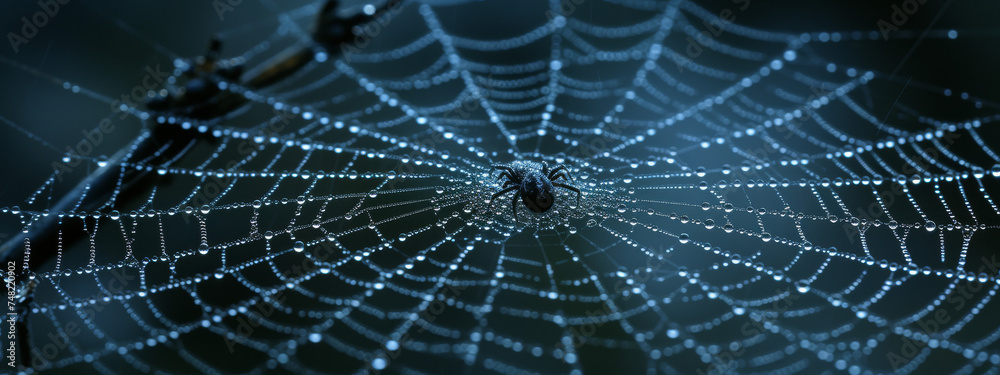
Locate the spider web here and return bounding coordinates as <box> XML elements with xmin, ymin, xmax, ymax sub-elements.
<box><xmin>2</xmin><ymin>0</ymin><xmax>1000</xmax><ymax>374</ymax></box>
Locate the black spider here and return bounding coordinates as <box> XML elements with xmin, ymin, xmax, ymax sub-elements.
<box><xmin>491</xmin><ymin>162</ymin><xmax>581</xmax><ymax>221</ymax></box>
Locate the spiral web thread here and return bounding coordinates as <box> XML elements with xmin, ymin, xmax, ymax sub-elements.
<box><xmin>4</xmin><ymin>0</ymin><xmax>1000</xmax><ymax>373</ymax></box>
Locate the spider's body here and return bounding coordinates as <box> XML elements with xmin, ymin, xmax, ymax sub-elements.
<box><xmin>491</xmin><ymin>162</ymin><xmax>581</xmax><ymax>221</ymax></box>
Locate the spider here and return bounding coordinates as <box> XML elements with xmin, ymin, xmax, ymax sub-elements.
<box><xmin>490</xmin><ymin>162</ymin><xmax>581</xmax><ymax>221</ymax></box>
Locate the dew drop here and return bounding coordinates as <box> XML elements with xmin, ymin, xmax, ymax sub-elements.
<box><xmin>794</xmin><ymin>281</ymin><xmax>810</xmax><ymax>293</ymax></box>
<box><xmin>704</xmin><ymin>219</ymin><xmax>715</xmax><ymax>229</ymax></box>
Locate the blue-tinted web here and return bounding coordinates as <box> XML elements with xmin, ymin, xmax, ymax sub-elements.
<box><xmin>2</xmin><ymin>0</ymin><xmax>1000</xmax><ymax>374</ymax></box>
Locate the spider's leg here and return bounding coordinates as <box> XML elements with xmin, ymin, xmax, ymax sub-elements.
<box><xmin>493</xmin><ymin>166</ymin><xmax>520</xmax><ymax>185</ymax></box>
<box><xmin>511</xmin><ymin>192</ymin><xmax>519</xmax><ymax>222</ymax></box>
<box><xmin>542</xmin><ymin>161</ymin><xmax>549</xmax><ymax>175</ymax></box>
<box><xmin>493</xmin><ymin>165</ymin><xmax>517</xmax><ymax>177</ymax></box>
<box><xmin>548</xmin><ymin>165</ymin><xmax>572</xmax><ymax>180</ymax></box>
<box><xmin>490</xmin><ymin>185</ymin><xmax>518</xmax><ymax>205</ymax></box>
<box><xmin>496</xmin><ymin>171</ymin><xmax>516</xmax><ymax>183</ymax></box>
<box><xmin>553</xmin><ymin>182</ymin><xmax>581</xmax><ymax>204</ymax></box>
<box><xmin>550</xmin><ymin>172</ymin><xmax>568</xmax><ymax>182</ymax></box>
<box><xmin>503</xmin><ymin>180</ymin><xmax>516</xmax><ymax>188</ymax></box>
